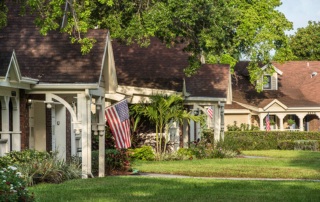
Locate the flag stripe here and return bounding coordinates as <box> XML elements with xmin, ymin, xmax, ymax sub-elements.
<box><xmin>207</xmin><ymin>107</ymin><xmax>213</xmax><ymax>119</ymax></box>
<box><xmin>105</xmin><ymin>99</ymin><xmax>131</xmax><ymax>149</ymax></box>
<box><xmin>266</xmin><ymin>113</ymin><xmax>271</xmax><ymax>132</ymax></box>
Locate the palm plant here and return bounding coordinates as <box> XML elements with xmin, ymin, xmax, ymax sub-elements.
<box><xmin>131</xmin><ymin>94</ymin><xmax>200</xmax><ymax>160</ymax></box>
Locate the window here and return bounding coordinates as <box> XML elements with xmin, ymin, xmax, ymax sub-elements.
<box><xmin>263</xmin><ymin>75</ymin><xmax>271</xmax><ymax>89</ymax></box>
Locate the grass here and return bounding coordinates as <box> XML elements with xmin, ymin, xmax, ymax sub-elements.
<box><xmin>132</xmin><ymin>150</ymin><xmax>320</xmax><ymax>179</ymax></box>
<box><xmin>29</xmin><ymin>150</ymin><xmax>320</xmax><ymax>201</ymax></box>
<box><xmin>30</xmin><ymin>176</ymin><xmax>320</xmax><ymax>202</ymax></box>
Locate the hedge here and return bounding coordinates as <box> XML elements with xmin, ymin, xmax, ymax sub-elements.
<box><xmin>223</xmin><ymin>131</ymin><xmax>320</xmax><ymax>151</ymax></box>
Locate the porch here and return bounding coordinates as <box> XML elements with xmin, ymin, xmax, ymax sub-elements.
<box><xmin>254</xmin><ymin>113</ymin><xmax>320</xmax><ymax>131</ymax></box>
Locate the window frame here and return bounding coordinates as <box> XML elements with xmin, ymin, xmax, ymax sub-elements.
<box><xmin>263</xmin><ymin>75</ymin><xmax>271</xmax><ymax>90</ymax></box>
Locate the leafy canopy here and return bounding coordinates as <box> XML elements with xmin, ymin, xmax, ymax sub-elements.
<box><xmin>4</xmin><ymin>0</ymin><xmax>292</xmax><ymax>82</ymax></box>
<box><xmin>289</xmin><ymin>21</ymin><xmax>320</xmax><ymax>60</ymax></box>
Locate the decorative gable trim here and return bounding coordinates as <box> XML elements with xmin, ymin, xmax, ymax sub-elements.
<box><xmin>261</xmin><ymin>64</ymin><xmax>283</xmax><ymax>75</ymax></box>
<box><xmin>263</xmin><ymin>99</ymin><xmax>288</xmax><ymax>111</ymax></box>
<box><xmin>234</xmin><ymin>101</ymin><xmax>259</xmax><ymax>112</ymax></box>
<box><xmin>100</xmin><ymin>31</ymin><xmax>118</xmax><ymax>94</ymax></box>
<box><xmin>6</xmin><ymin>50</ymin><xmax>22</xmax><ymax>82</ymax></box>
<box><xmin>182</xmin><ymin>78</ymin><xmax>190</xmax><ymax>97</ymax></box>
<box><xmin>0</xmin><ymin>51</ymin><xmax>38</xmax><ymax>89</ymax></box>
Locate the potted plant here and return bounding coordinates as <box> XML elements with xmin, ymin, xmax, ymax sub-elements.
<box><xmin>287</xmin><ymin>119</ymin><xmax>295</xmax><ymax>126</ymax></box>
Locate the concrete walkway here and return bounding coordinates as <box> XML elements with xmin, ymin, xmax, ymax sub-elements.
<box><xmin>135</xmin><ymin>172</ymin><xmax>320</xmax><ymax>182</ymax></box>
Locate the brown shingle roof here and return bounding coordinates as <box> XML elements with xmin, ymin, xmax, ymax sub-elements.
<box><xmin>185</xmin><ymin>64</ymin><xmax>229</xmax><ymax>98</ymax></box>
<box><xmin>0</xmin><ymin>3</ymin><xmax>107</xmax><ymax>84</ymax></box>
<box><xmin>113</xmin><ymin>38</ymin><xmax>230</xmax><ymax>98</ymax></box>
<box><xmin>231</xmin><ymin>61</ymin><xmax>320</xmax><ymax>108</ymax></box>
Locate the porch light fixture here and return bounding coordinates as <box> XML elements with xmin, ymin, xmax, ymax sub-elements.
<box><xmin>46</xmin><ymin>103</ymin><xmax>52</xmax><ymax>109</ymax></box>
<box><xmin>27</xmin><ymin>99</ymin><xmax>32</xmax><ymax>108</ymax></box>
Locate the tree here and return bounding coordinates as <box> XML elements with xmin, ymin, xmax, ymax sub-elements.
<box><xmin>4</xmin><ymin>0</ymin><xmax>292</xmax><ymax>82</ymax></box>
<box><xmin>131</xmin><ymin>94</ymin><xmax>200</xmax><ymax>160</ymax></box>
<box><xmin>0</xmin><ymin>1</ymin><xmax>8</xmax><ymax>29</ymax></box>
<box><xmin>289</xmin><ymin>21</ymin><xmax>320</xmax><ymax>60</ymax></box>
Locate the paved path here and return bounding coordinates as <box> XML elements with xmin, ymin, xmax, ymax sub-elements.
<box><xmin>134</xmin><ymin>172</ymin><xmax>320</xmax><ymax>182</ymax></box>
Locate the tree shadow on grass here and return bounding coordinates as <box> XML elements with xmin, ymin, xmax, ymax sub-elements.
<box><xmin>32</xmin><ymin>176</ymin><xmax>320</xmax><ymax>202</ymax></box>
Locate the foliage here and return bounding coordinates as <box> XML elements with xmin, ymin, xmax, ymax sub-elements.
<box><xmin>0</xmin><ymin>149</ymin><xmax>51</xmax><ymax>168</ymax></box>
<box><xmin>0</xmin><ymin>150</ymin><xmax>81</xmax><ymax>186</ymax></box>
<box><xmin>293</xmin><ymin>140</ymin><xmax>319</xmax><ymax>151</ymax></box>
<box><xmin>287</xmin><ymin>119</ymin><xmax>295</xmax><ymax>126</ymax></box>
<box><xmin>0</xmin><ymin>1</ymin><xmax>7</xmax><ymax>29</ymax></box>
<box><xmin>224</xmin><ymin>131</ymin><xmax>320</xmax><ymax>151</ymax></box>
<box><xmin>92</xmin><ymin>149</ymin><xmax>131</xmax><ymax>175</ymax></box>
<box><xmin>130</xmin><ymin>94</ymin><xmax>200</xmax><ymax>160</ymax></box>
<box><xmin>6</xmin><ymin>0</ymin><xmax>292</xmax><ymax>80</ymax></box>
<box><xmin>277</xmin><ymin>140</ymin><xmax>295</xmax><ymax>150</ymax></box>
<box><xmin>227</xmin><ymin>121</ymin><xmax>260</xmax><ymax>131</ymax></box>
<box><xmin>0</xmin><ymin>166</ymin><xmax>35</xmax><ymax>202</ymax></box>
<box><xmin>289</xmin><ymin>21</ymin><xmax>320</xmax><ymax>60</ymax></box>
<box><xmin>128</xmin><ymin>146</ymin><xmax>155</xmax><ymax>161</ymax></box>
<box><xmin>92</xmin><ymin>125</ymin><xmax>115</xmax><ymax>150</ymax></box>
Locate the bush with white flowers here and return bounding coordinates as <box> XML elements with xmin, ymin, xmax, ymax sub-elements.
<box><xmin>0</xmin><ymin>166</ymin><xmax>35</xmax><ymax>202</ymax></box>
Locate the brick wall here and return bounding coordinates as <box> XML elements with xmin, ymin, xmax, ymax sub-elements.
<box><xmin>20</xmin><ymin>90</ymin><xmax>29</xmax><ymax>150</ymax></box>
<box><xmin>46</xmin><ymin>108</ymin><xmax>52</xmax><ymax>151</ymax></box>
<box><xmin>308</xmin><ymin>115</ymin><xmax>320</xmax><ymax>131</ymax></box>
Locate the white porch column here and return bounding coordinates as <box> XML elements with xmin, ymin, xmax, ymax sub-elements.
<box><xmin>1</xmin><ymin>96</ymin><xmax>10</xmax><ymax>155</ymax></box>
<box><xmin>214</xmin><ymin>105</ymin><xmax>221</xmax><ymax>142</ymax></box>
<box><xmin>297</xmin><ymin>113</ymin><xmax>306</xmax><ymax>131</ymax></box>
<box><xmin>278</xmin><ymin>114</ymin><xmax>285</xmax><ymax>131</ymax></box>
<box><xmin>97</xmin><ymin>97</ymin><xmax>106</xmax><ymax>177</ymax></box>
<box><xmin>78</xmin><ymin>93</ymin><xmax>92</xmax><ymax>178</ymax></box>
<box><xmin>189</xmin><ymin>119</ymin><xmax>195</xmax><ymax>143</ymax></box>
<box><xmin>259</xmin><ymin>113</ymin><xmax>266</xmax><ymax>131</ymax></box>
<box><xmin>219</xmin><ymin>103</ymin><xmax>225</xmax><ymax>141</ymax></box>
<box><xmin>182</xmin><ymin>119</ymin><xmax>189</xmax><ymax>148</ymax></box>
<box><xmin>11</xmin><ymin>96</ymin><xmax>21</xmax><ymax>151</ymax></box>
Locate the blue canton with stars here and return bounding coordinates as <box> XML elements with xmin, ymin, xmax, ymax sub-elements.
<box><xmin>115</xmin><ymin>100</ymin><xmax>129</xmax><ymax>122</ymax></box>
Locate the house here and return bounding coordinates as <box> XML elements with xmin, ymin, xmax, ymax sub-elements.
<box><xmin>0</xmin><ymin>2</ymin><xmax>111</xmax><ymax>178</ymax></box>
<box><xmin>108</xmin><ymin>38</ymin><xmax>232</xmax><ymax>149</ymax></box>
<box><xmin>225</xmin><ymin>61</ymin><xmax>320</xmax><ymax>132</ymax></box>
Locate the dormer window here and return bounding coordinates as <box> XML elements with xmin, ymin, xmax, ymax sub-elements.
<box><xmin>263</xmin><ymin>75</ymin><xmax>271</xmax><ymax>89</ymax></box>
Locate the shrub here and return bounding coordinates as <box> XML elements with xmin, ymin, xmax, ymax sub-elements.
<box><xmin>278</xmin><ymin>140</ymin><xmax>295</xmax><ymax>150</ymax></box>
<box><xmin>0</xmin><ymin>149</ymin><xmax>50</xmax><ymax>168</ymax></box>
<box><xmin>177</xmin><ymin>148</ymin><xmax>195</xmax><ymax>160</ymax></box>
<box><xmin>129</xmin><ymin>146</ymin><xmax>155</xmax><ymax>161</ymax></box>
<box><xmin>92</xmin><ymin>149</ymin><xmax>131</xmax><ymax>175</ymax></box>
<box><xmin>294</xmin><ymin>140</ymin><xmax>319</xmax><ymax>151</ymax></box>
<box><xmin>0</xmin><ymin>150</ymin><xmax>81</xmax><ymax>186</ymax></box>
<box><xmin>224</xmin><ymin>131</ymin><xmax>320</xmax><ymax>151</ymax></box>
<box><xmin>0</xmin><ymin>166</ymin><xmax>35</xmax><ymax>202</ymax></box>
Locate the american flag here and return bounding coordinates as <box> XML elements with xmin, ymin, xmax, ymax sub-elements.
<box><xmin>105</xmin><ymin>99</ymin><xmax>131</xmax><ymax>149</ymax></box>
<box><xmin>207</xmin><ymin>107</ymin><xmax>213</xmax><ymax>119</ymax></box>
<box><xmin>265</xmin><ymin>113</ymin><xmax>271</xmax><ymax>131</ymax></box>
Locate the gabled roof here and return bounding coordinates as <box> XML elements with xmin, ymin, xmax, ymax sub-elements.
<box><xmin>230</xmin><ymin>61</ymin><xmax>320</xmax><ymax>109</ymax></box>
<box><xmin>0</xmin><ymin>2</ymin><xmax>108</xmax><ymax>84</ymax></box>
<box><xmin>112</xmin><ymin>38</ymin><xmax>230</xmax><ymax>99</ymax></box>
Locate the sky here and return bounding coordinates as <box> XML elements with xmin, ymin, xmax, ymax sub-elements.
<box><xmin>277</xmin><ymin>0</ymin><xmax>320</xmax><ymax>35</ymax></box>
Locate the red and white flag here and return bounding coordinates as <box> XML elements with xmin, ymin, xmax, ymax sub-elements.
<box><xmin>105</xmin><ymin>99</ymin><xmax>131</xmax><ymax>149</ymax></box>
<box><xmin>265</xmin><ymin>113</ymin><xmax>271</xmax><ymax>132</ymax></box>
<box><xmin>207</xmin><ymin>107</ymin><xmax>213</xmax><ymax>119</ymax></box>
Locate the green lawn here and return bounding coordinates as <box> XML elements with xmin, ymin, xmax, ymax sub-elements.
<box><xmin>133</xmin><ymin>150</ymin><xmax>320</xmax><ymax>179</ymax></box>
<box><xmin>29</xmin><ymin>150</ymin><xmax>320</xmax><ymax>202</ymax></box>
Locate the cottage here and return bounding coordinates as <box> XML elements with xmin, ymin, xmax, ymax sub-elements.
<box><xmin>225</xmin><ymin>61</ymin><xmax>320</xmax><ymax>132</ymax></box>
<box><xmin>0</xmin><ymin>3</ymin><xmax>111</xmax><ymax>178</ymax></box>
